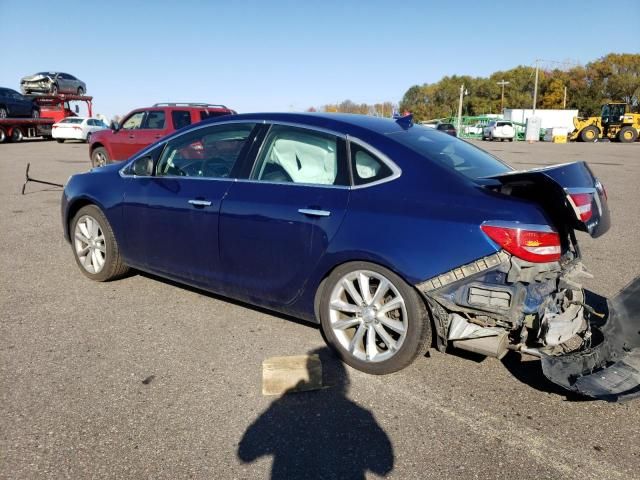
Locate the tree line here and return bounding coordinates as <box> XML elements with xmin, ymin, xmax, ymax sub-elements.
<box><xmin>307</xmin><ymin>53</ymin><xmax>639</xmax><ymax>122</ymax></box>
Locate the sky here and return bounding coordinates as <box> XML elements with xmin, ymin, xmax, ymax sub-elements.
<box><xmin>1</xmin><ymin>0</ymin><xmax>638</xmax><ymax>120</ymax></box>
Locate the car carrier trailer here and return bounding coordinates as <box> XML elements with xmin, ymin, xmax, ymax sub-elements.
<box><xmin>0</xmin><ymin>94</ymin><xmax>93</xmax><ymax>143</ymax></box>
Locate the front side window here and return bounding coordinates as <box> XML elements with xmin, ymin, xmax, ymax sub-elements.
<box><xmin>155</xmin><ymin>123</ymin><xmax>255</xmax><ymax>179</ymax></box>
<box><xmin>121</xmin><ymin>112</ymin><xmax>145</xmax><ymax>130</ymax></box>
<box><xmin>251</xmin><ymin>125</ymin><xmax>348</xmax><ymax>186</ymax></box>
<box><xmin>143</xmin><ymin>110</ymin><xmax>165</xmax><ymax>129</ymax></box>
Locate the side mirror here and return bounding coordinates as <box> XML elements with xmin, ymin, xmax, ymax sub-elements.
<box><xmin>131</xmin><ymin>155</ymin><xmax>154</xmax><ymax>176</ymax></box>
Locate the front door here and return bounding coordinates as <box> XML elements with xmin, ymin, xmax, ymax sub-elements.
<box><xmin>113</xmin><ymin>111</ymin><xmax>146</xmax><ymax>160</ymax></box>
<box><xmin>120</xmin><ymin>122</ymin><xmax>257</xmax><ymax>285</ymax></box>
<box><xmin>219</xmin><ymin>124</ymin><xmax>350</xmax><ymax>306</ymax></box>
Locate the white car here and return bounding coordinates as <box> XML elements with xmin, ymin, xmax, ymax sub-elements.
<box><xmin>482</xmin><ymin>120</ymin><xmax>515</xmax><ymax>141</ymax></box>
<box><xmin>52</xmin><ymin>117</ymin><xmax>108</xmax><ymax>143</ymax></box>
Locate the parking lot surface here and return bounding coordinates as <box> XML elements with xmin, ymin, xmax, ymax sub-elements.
<box><xmin>1</xmin><ymin>138</ymin><xmax>639</xmax><ymax>479</ymax></box>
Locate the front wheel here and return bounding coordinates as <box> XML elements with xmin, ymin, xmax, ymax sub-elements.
<box><xmin>0</xmin><ymin>107</ymin><xmax>7</xmax><ymax>118</ymax></box>
<box><xmin>70</xmin><ymin>205</ymin><xmax>129</xmax><ymax>281</ymax></box>
<box><xmin>51</xmin><ymin>84</ymin><xmax>59</xmax><ymax>95</ymax></box>
<box><xmin>618</xmin><ymin>126</ymin><xmax>637</xmax><ymax>143</ymax></box>
<box><xmin>77</xmin><ymin>87</ymin><xmax>85</xmax><ymax>95</ymax></box>
<box><xmin>319</xmin><ymin>262</ymin><xmax>431</xmax><ymax>375</ymax></box>
<box><xmin>31</xmin><ymin>109</ymin><xmax>39</xmax><ymax>118</ymax></box>
<box><xmin>91</xmin><ymin>147</ymin><xmax>110</xmax><ymax>168</ymax></box>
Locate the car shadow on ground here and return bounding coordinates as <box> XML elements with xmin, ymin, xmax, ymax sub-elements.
<box><xmin>237</xmin><ymin>347</ymin><xmax>394</xmax><ymax>480</ymax></box>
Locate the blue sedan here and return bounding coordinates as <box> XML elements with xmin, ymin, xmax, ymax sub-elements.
<box><xmin>62</xmin><ymin>113</ymin><xmax>626</xmax><ymax>394</ymax></box>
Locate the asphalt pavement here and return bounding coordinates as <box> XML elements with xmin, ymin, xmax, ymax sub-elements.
<box><xmin>1</xmin><ymin>138</ymin><xmax>639</xmax><ymax>479</ymax></box>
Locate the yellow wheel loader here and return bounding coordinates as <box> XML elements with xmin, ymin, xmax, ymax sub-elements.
<box><xmin>569</xmin><ymin>103</ymin><xmax>640</xmax><ymax>143</ymax></box>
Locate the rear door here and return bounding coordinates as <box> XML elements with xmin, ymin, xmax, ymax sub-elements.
<box><xmin>218</xmin><ymin>124</ymin><xmax>350</xmax><ymax>305</ymax></box>
<box><xmin>120</xmin><ymin>122</ymin><xmax>258</xmax><ymax>285</ymax></box>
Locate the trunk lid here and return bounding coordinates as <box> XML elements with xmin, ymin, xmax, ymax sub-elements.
<box><xmin>487</xmin><ymin>161</ymin><xmax>610</xmax><ymax>238</ymax></box>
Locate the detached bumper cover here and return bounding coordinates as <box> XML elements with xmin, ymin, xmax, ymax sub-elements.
<box><xmin>540</xmin><ymin>276</ymin><xmax>640</xmax><ymax>401</ymax></box>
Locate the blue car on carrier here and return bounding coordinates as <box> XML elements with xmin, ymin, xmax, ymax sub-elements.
<box><xmin>61</xmin><ymin>112</ymin><xmax>640</xmax><ymax>400</ymax></box>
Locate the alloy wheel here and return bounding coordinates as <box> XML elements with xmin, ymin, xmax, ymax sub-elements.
<box><xmin>328</xmin><ymin>270</ymin><xmax>408</xmax><ymax>363</ymax></box>
<box><xmin>74</xmin><ymin>215</ymin><xmax>106</xmax><ymax>274</ymax></box>
<box><xmin>93</xmin><ymin>151</ymin><xmax>107</xmax><ymax>167</ymax></box>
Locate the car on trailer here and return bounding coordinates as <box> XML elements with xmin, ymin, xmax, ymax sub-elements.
<box><xmin>20</xmin><ymin>72</ymin><xmax>87</xmax><ymax>95</ymax></box>
<box><xmin>0</xmin><ymin>87</ymin><xmax>40</xmax><ymax>118</ymax></box>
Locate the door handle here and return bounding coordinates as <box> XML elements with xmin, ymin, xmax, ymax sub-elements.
<box><xmin>298</xmin><ymin>208</ymin><xmax>331</xmax><ymax>217</ymax></box>
<box><xmin>128</xmin><ymin>134</ymin><xmax>135</xmax><ymax>139</ymax></box>
<box><xmin>188</xmin><ymin>199</ymin><xmax>212</xmax><ymax>207</ymax></box>
<box><xmin>154</xmin><ymin>135</ymin><xmax>162</xmax><ymax>139</ymax></box>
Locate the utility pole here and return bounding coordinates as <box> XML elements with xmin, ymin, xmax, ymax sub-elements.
<box><xmin>496</xmin><ymin>80</ymin><xmax>510</xmax><ymax>112</ymax></box>
<box><xmin>457</xmin><ymin>84</ymin><xmax>465</xmax><ymax>133</ymax></box>
<box><xmin>563</xmin><ymin>86</ymin><xmax>567</xmax><ymax>109</ymax></box>
<box><xmin>532</xmin><ymin>59</ymin><xmax>539</xmax><ymax>115</ymax></box>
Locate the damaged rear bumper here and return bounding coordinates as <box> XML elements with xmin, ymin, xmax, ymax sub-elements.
<box><xmin>540</xmin><ymin>276</ymin><xmax>640</xmax><ymax>401</ymax></box>
<box><xmin>417</xmin><ymin>252</ymin><xmax>640</xmax><ymax>401</ymax></box>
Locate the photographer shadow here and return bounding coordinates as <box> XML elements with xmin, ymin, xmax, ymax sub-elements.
<box><xmin>238</xmin><ymin>347</ymin><xmax>394</xmax><ymax>479</ymax></box>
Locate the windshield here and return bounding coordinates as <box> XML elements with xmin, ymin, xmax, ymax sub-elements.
<box><xmin>387</xmin><ymin>125</ymin><xmax>511</xmax><ymax>180</ymax></box>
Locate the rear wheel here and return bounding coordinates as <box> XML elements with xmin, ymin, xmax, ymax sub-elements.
<box><xmin>70</xmin><ymin>205</ymin><xmax>129</xmax><ymax>281</ymax></box>
<box><xmin>0</xmin><ymin>107</ymin><xmax>7</xmax><ymax>118</ymax></box>
<box><xmin>319</xmin><ymin>261</ymin><xmax>431</xmax><ymax>375</ymax></box>
<box><xmin>0</xmin><ymin>127</ymin><xmax>6</xmax><ymax>143</ymax></box>
<box><xmin>56</xmin><ymin>139</ymin><xmax>65</xmax><ymax>143</ymax></box>
<box><xmin>10</xmin><ymin>128</ymin><xmax>23</xmax><ymax>142</ymax></box>
<box><xmin>91</xmin><ymin>147</ymin><xmax>110</xmax><ymax>168</ymax></box>
<box><xmin>77</xmin><ymin>87</ymin><xmax>85</xmax><ymax>95</ymax></box>
<box><xmin>86</xmin><ymin>132</ymin><xmax>92</xmax><ymax>143</ymax></box>
<box><xmin>580</xmin><ymin>126</ymin><xmax>599</xmax><ymax>142</ymax></box>
<box><xmin>31</xmin><ymin>109</ymin><xmax>39</xmax><ymax>118</ymax></box>
<box><xmin>618</xmin><ymin>126</ymin><xmax>637</xmax><ymax>143</ymax></box>
<box><xmin>51</xmin><ymin>84</ymin><xmax>59</xmax><ymax>95</ymax></box>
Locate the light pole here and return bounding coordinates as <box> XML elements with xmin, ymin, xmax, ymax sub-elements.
<box><xmin>496</xmin><ymin>80</ymin><xmax>510</xmax><ymax>112</ymax></box>
<box><xmin>532</xmin><ymin>59</ymin><xmax>540</xmax><ymax>115</ymax></box>
<box><xmin>457</xmin><ymin>85</ymin><xmax>468</xmax><ymax>133</ymax></box>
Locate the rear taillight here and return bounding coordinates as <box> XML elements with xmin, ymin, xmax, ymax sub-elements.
<box><xmin>567</xmin><ymin>192</ymin><xmax>593</xmax><ymax>222</ymax></box>
<box><xmin>481</xmin><ymin>223</ymin><xmax>561</xmax><ymax>263</ymax></box>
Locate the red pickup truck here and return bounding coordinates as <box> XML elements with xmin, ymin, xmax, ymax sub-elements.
<box><xmin>89</xmin><ymin>103</ymin><xmax>235</xmax><ymax>167</ymax></box>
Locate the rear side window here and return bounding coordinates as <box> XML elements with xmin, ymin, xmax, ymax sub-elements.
<box><xmin>388</xmin><ymin>125</ymin><xmax>511</xmax><ymax>180</ymax></box>
<box><xmin>252</xmin><ymin>125</ymin><xmax>348</xmax><ymax>186</ymax></box>
<box><xmin>143</xmin><ymin>111</ymin><xmax>165</xmax><ymax>129</ymax></box>
<box><xmin>172</xmin><ymin>110</ymin><xmax>191</xmax><ymax>130</ymax></box>
<box><xmin>200</xmin><ymin>110</ymin><xmax>230</xmax><ymax>121</ymax></box>
<box><xmin>350</xmin><ymin>144</ymin><xmax>393</xmax><ymax>186</ymax></box>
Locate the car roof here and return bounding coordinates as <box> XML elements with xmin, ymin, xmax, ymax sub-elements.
<box><xmin>200</xmin><ymin>112</ymin><xmax>412</xmax><ymax>136</ymax></box>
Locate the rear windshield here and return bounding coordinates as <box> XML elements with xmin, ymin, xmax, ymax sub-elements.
<box><xmin>387</xmin><ymin>125</ymin><xmax>511</xmax><ymax>180</ymax></box>
<box><xmin>438</xmin><ymin>123</ymin><xmax>454</xmax><ymax>129</ymax></box>
<box><xmin>496</xmin><ymin>121</ymin><xmax>512</xmax><ymax>127</ymax></box>
<box><xmin>60</xmin><ymin>118</ymin><xmax>83</xmax><ymax>124</ymax></box>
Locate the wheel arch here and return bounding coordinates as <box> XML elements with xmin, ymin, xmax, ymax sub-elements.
<box><xmin>64</xmin><ymin>197</ymin><xmax>106</xmax><ymax>242</ymax></box>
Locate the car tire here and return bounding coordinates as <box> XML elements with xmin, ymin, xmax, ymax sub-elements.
<box><xmin>51</xmin><ymin>84</ymin><xmax>59</xmax><ymax>95</ymax></box>
<box><xmin>77</xmin><ymin>87</ymin><xmax>85</xmax><ymax>95</ymax></box>
<box><xmin>91</xmin><ymin>147</ymin><xmax>110</xmax><ymax>168</ymax></box>
<box><xmin>56</xmin><ymin>139</ymin><xmax>65</xmax><ymax>143</ymax></box>
<box><xmin>0</xmin><ymin>127</ymin><xmax>6</xmax><ymax>143</ymax></box>
<box><xmin>70</xmin><ymin>205</ymin><xmax>129</xmax><ymax>282</ymax></box>
<box><xmin>31</xmin><ymin>109</ymin><xmax>39</xmax><ymax>118</ymax></box>
<box><xmin>0</xmin><ymin>107</ymin><xmax>7</xmax><ymax>118</ymax></box>
<box><xmin>10</xmin><ymin>128</ymin><xmax>23</xmax><ymax>142</ymax></box>
<box><xmin>617</xmin><ymin>126</ymin><xmax>637</xmax><ymax>143</ymax></box>
<box><xmin>319</xmin><ymin>261</ymin><xmax>432</xmax><ymax>375</ymax></box>
<box><xmin>86</xmin><ymin>132</ymin><xmax>91</xmax><ymax>143</ymax></box>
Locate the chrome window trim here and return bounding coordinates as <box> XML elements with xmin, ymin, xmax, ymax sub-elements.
<box><xmin>346</xmin><ymin>135</ymin><xmax>402</xmax><ymax>189</ymax></box>
<box><xmin>118</xmin><ymin>118</ymin><xmax>402</xmax><ymax>190</ymax></box>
